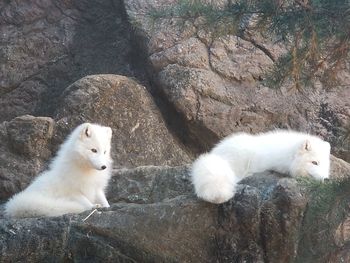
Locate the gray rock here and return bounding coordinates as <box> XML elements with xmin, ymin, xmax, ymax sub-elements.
<box><xmin>6</xmin><ymin>115</ymin><xmax>54</xmax><ymax>158</ymax></box>
<box><xmin>330</xmin><ymin>155</ymin><xmax>350</xmax><ymax>180</ymax></box>
<box><xmin>108</xmin><ymin>165</ymin><xmax>193</xmax><ymax>204</ymax></box>
<box><xmin>0</xmin><ymin>0</ymin><xmax>144</xmax><ymax>121</ymax></box>
<box><xmin>0</xmin><ymin>115</ymin><xmax>54</xmax><ymax>201</ymax></box>
<box><xmin>295</xmin><ymin>170</ymin><xmax>350</xmax><ymax>262</ymax></box>
<box><xmin>2</xmin><ymin>164</ymin><xmax>349</xmax><ymax>262</ymax></box>
<box><xmin>125</xmin><ymin>0</ymin><xmax>350</xmax><ymax>161</ymax></box>
<box><xmin>0</xmin><ymin>196</ymin><xmax>218</xmax><ymax>263</ymax></box>
<box><xmin>53</xmin><ymin>74</ymin><xmax>192</xmax><ymax>168</ymax></box>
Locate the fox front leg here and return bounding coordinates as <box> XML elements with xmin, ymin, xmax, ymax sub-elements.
<box><xmin>95</xmin><ymin>190</ymin><xmax>110</xmax><ymax>208</ymax></box>
<box><xmin>73</xmin><ymin>194</ymin><xmax>95</xmax><ymax>210</ymax></box>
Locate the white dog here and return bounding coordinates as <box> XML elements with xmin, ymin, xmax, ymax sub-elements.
<box><xmin>5</xmin><ymin>123</ymin><xmax>113</xmax><ymax>218</ymax></box>
<box><xmin>191</xmin><ymin>130</ymin><xmax>331</xmax><ymax>204</ymax></box>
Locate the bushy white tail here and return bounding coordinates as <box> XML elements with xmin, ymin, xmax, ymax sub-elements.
<box><xmin>5</xmin><ymin>192</ymin><xmax>86</xmax><ymax>218</ymax></box>
<box><xmin>191</xmin><ymin>153</ymin><xmax>237</xmax><ymax>204</ymax></box>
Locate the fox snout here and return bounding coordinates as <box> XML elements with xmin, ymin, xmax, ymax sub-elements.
<box><xmin>308</xmin><ymin>167</ymin><xmax>329</xmax><ymax>181</ymax></box>
<box><xmin>89</xmin><ymin>155</ymin><xmax>109</xmax><ymax>171</ymax></box>
<box><xmin>95</xmin><ymin>163</ymin><xmax>108</xmax><ymax>171</ymax></box>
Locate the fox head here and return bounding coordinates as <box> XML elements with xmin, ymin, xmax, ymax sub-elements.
<box><xmin>290</xmin><ymin>138</ymin><xmax>331</xmax><ymax>180</ymax></box>
<box><xmin>74</xmin><ymin>123</ymin><xmax>113</xmax><ymax>171</ymax></box>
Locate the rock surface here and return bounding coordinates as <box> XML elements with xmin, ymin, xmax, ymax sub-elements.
<box><xmin>0</xmin><ymin>115</ymin><xmax>54</xmax><ymax>201</ymax></box>
<box><xmin>0</xmin><ymin>0</ymin><xmax>144</xmax><ymax>122</ymax></box>
<box><xmin>125</xmin><ymin>0</ymin><xmax>350</xmax><ymax>159</ymax></box>
<box><xmin>53</xmin><ymin>74</ymin><xmax>192</xmax><ymax>168</ymax></box>
<box><xmin>1</xmin><ymin>164</ymin><xmax>350</xmax><ymax>262</ymax></box>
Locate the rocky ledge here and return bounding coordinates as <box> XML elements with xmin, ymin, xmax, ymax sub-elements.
<box><xmin>1</xmin><ymin>161</ymin><xmax>350</xmax><ymax>263</ymax></box>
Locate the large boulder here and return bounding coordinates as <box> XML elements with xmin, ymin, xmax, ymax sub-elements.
<box><xmin>53</xmin><ymin>74</ymin><xmax>192</xmax><ymax>168</ymax></box>
<box><xmin>1</xmin><ymin>162</ymin><xmax>350</xmax><ymax>262</ymax></box>
<box><xmin>124</xmin><ymin>0</ymin><xmax>350</xmax><ymax>160</ymax></box>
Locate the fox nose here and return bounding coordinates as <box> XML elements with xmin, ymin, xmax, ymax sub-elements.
<box><xmin>101</xmin><ymin>165</ymin><xmax>106</xmax><ymax>170</ymax></box>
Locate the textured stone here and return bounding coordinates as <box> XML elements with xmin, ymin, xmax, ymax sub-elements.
<box><xmin>126</xmin><ymin>0</ymin><xmax>350</xmax><ymax>160</ymax></box>
<box><xmin>0</xmin><ymin>167</ymin><xmax>305</xmax><ymax>262</ymax></box>
<box><xmin>0</xmin><ymin>115</ymin><xmax>54</xmax><ymax>201</ymax></box>
<box><xmin>6</xmin><ymin>115</ymin><xmax>54</xmax><ymax>158</ymax></box>
<box><xmin>330</xmin><ymin>155</ymin><xmax>350</xmax><ymax>179</ymax></box>
<box><xmin>295</xmin><ymin>164</ymin><xmax>350</xmax><ymax>262</ymax></box>
<box><xmin>108</xmin><ymin>165</ymin><xmax>193</xmax><ymax>204</ymax></box>
<box><xmin>150</xmin><ymin>37</ymin><xmax>210</xmax><ymax>72</ymax></box>
<box><xmin>335</xmin><ymin>216</ymin><xmax>350</xmax><ymax>247</ymax></box>
<box><xmin>1</xmin><ymin>163</ymin><xmax>350</xmax><ymax>262</ymax></box>
<box><xmin>209</xmin><ymin>35</ymin><xmax>274</xmax><ymax>82</ymax></box>
<box><xmin>53</xmin><ymin>74</ymin><xmax>192</xmax><ymax>168</ymax></box>
<box><xmin>0</xmin><ymin>0</ymin><xmax>143</xmax><ymax>121</ymax></box>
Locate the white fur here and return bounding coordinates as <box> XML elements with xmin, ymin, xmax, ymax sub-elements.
<box><xmin>191</xmin><ymin>130</ymin><xmax>331</xmax><ymax>204</ymax></box>
<box><xmin>5</xmin><ymin>123</ymin><xmax>113</xmax><ymax>218</ymax></box>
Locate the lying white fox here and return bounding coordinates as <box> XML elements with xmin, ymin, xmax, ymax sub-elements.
<box><xmin>191</xmin><ymin>130</ymin><xmax>331</xmax><ymax>204</ymax></box>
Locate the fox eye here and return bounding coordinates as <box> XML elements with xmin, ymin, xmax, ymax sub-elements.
<box><xmin>312</xmin><ymin>161</ymin><xmax>319</xmax><ymax>165</ymax></box>
<box><xmin>91</xmin><ymin>148</ymin><xmax>97</xmax><ymax>153</ymax></box>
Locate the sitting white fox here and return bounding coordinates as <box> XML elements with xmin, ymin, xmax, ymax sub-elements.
<box><xmin>5</xmin><ymin>123</ymin><xmax>113</xmax><ymax>218</ymax></box>
<box><xmin>191</xmin><ymin>130</ymin><xmax>331</xmax><ymax>204</ymax></box>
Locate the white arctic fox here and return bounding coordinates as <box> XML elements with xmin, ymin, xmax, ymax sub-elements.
<box><xmin>5</xmin><ymin>123</ymin><xmax>113</xmax><ymax>218</ymax></box>
<box><xmin>191</xmin><ymin>130</ymin><xmax>331</xmax><ymax>204</ymax></box>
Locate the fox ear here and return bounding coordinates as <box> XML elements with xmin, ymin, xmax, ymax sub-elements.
<box><xmin>302</xmin><ymin>139</ymin><xmax>311</xmax><ymax>151</ymax></box>
<box><xmin>81</xmin><ymin>123</ymin><xmax>92</xmax><ymax>138</ymax></box>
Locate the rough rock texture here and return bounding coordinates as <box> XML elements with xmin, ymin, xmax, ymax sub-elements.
<box><xmin>330</xmin><ymin>155</ymin><xmax>350</xmax><ymax>180</ymax></box>
<box><xmin>1</xmin><ymin>164</ymin><xmax>350</xmax><ymax>262</ymax></box>
<box><xmin>0</xmin><ymin>0</ymin><xmax>144</xmax><ymax>121</ymax></box>
<box><xmin>53</xmin><ymin>74</ymin><xmax>192</xmax><ymax>168</ymax></box>
<box><xmin>108</xmin><ymin>165</ymin><xmax>192</xmax><ymax>204</ymax></box>
<box><xmin>125</xmin><ymin>0</ymin><xmax>350</xmax><ymax>160</ymax></box>
<box><xmin>0</xmin><ymin>115</ymin><xmax>54</xmax><ymax>201</ymax></box>
<box><xmin>295</xmin><ymin>177</ymin><xmax>350</xmax><ymax>262</ymax></box>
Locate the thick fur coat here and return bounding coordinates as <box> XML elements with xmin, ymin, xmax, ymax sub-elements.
<box><xmin>5</xmin><ymin>123</ymin><xmax>113</xmax><ymax>218</ymax></box>
<box><xmin>191</xmin><ymin>130</ymin><xmax>331</xmax><ymax>204</ymax></box>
